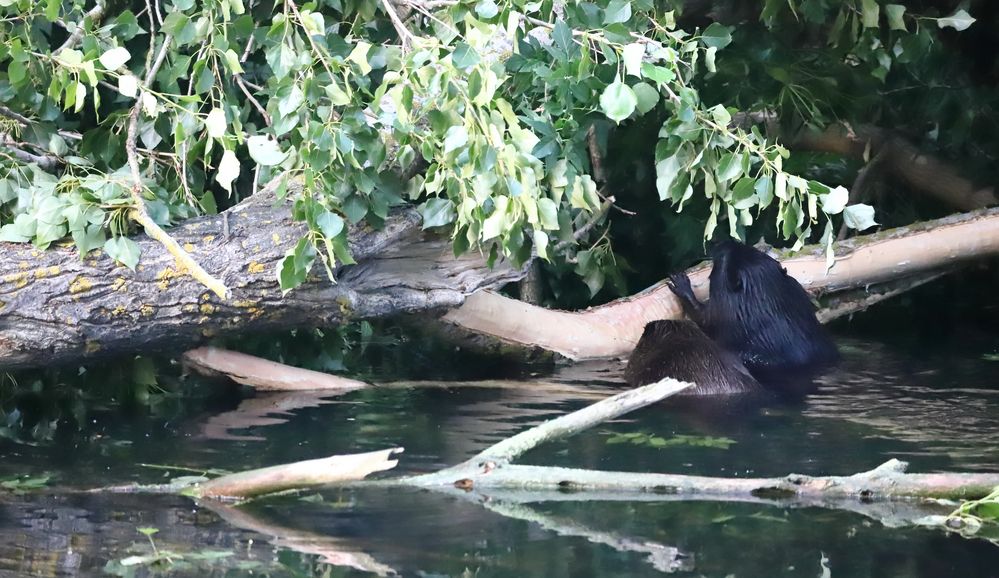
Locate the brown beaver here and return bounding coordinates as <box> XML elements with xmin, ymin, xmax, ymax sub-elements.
<box><xmin>624</xmin><ymin>320</ymin><xmax>761</xmax><ymax>395</ymax></box>
<box><xmin>667</xmin><ymin>240</ymin><xmax>838</xmax><ymax>382</ymax></box>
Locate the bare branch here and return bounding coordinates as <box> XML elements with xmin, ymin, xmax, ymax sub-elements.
<box><xmin>55</xmin><ymin>1</ymin><xmax>106</xmax><ymax>55</ymax></box>
<box><xmin>0</xmin><ymin>133</ymin><xmax>60</xmax><ymax>171</ymax></box>
<box><xmin>380</xmin><ymin>0</ymin><xmax>415</xmax><ymax>51</ymax></box>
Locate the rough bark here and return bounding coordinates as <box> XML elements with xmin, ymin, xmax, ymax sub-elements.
<box><xmin>794</xmin><ymin>124</ymin><xmax>998</xmax><ymax>211</ymax></box>
<box><xmin>0</xmin><ymin>183</ymin><xmax>525</xmax><ymax>369</ymax></box>
<box><xmin>442</xmin><ymin>207</ymin><xmax>999</xmax><ymax>360</ymax></box>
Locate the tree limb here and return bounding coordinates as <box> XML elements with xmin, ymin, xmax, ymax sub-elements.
<box><xmin>442</xmin><ymin>207</ymin><xmax>999</xmax><ymax>360</ymax></box>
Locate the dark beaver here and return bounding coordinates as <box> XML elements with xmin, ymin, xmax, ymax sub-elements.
<box><xmin>624</xmin><ymin>320</ymin><xmax>761</xmax><ymax>395</ymax></box>
<box><xmin>668</xmin><ymin>240</ymin><xmax>838</xmax><ymax>380</ymax></box>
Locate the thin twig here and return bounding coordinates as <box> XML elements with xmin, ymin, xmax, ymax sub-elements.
<box><xmin>234</xmin><ymin>75</ymin><xmax>271</xmax><ymax>126</ymax></box>
<box><xmin>554</xmin><ymin>198</ymin><xmax>613</xmax><ymax>252</ymax></box>
<box><xmin>380</xmin><ymin>0</ymin><xmax>415</xmax><ymax>51</ymax></box>
<box><xmin>55</xmin><ymin>0</ymin><xmax>106</xmax><ymax>55</ymax></box>
<box><xmin>0</xmin><ymin>105</ymin><xmax>32</xmax><ymax>126</ymax></box>
<box><xmin>0</xmin><ymin>133</ymin><xmax>60</xmax><ymax>170</ymax></box>
<box><xmin>286</xmin><ymin>0</ymin><xmax>335</xmax><ymax>78</ymax></box>
<box><xmin>125</xmin><ymin>34</ymin><xmax>230</xmax><ymax>299</ymax></box>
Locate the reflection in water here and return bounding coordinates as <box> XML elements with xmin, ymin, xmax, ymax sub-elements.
<box><xmin>0</xmin><ymin>337</ymin><xmax>997</xmax><ymax>576</ymax></box>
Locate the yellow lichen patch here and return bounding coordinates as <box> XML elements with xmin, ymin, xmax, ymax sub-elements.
<box><xmin>202</xmin><ymin>235</ymin><xmax>215</xmax><ymax>243</ymax></box>
<box><xmin>199</xmin><ymin>303</ymin><xmax>218</xmax><ymax>315</ymax></box>
<box><xmin>272</xmin><ymin>233</ymin><xmax>281</xmax><ymax>244</ymax></box>
<box><xmin>0</xmin><ymin>300</ymin><xmax>5</xmax><ymax>311</ymax></box>
<box><xmin>183</xmin><ymin>243</ymin><xmax>195</xmax><ymax>252</ymax></box>
<box><xmin>156</xmin><ymin>266</ymin><xmax>184</xmax><ymax>291</ymax></box>
<box><xmin>84</xmin><ymin>341</ymin><xmax>101</xmax><ymax>354</ymax></box>
<box><xmin>247</xmin><ymin>261</ymin><xmax>266</xmax><ymax>274</ymax></box>
<box><xmin>33</xmin><ymin>265</ymin><xmax>61</xmax><ymax>279</ymax></box>
<box><xmin>200</xmin><ymin>292</ymin><xmax>213</xmax><ymax>302</ymax></box>
<box><xmin>69</xmin><ymin>276</ymin><xmax>93</xmax><ymax>295</ymax></box>
<box><xmin>231</xmin><ymin>299</ymin><xmax>256</xmax><ymax>309</ymax></box>
<box><xmin>112</xmin><ymin>305</ymin><xmax>127</xmax><ymax>317</ymax></box>
<box><xmin>140</xmin><ymin>304</ymin><xmax>155</xmax><ymax>317</ymax></box>
<box><xmin>2</xmin><ymin>272</ymin><xmax>29</xmax><ymax>290</ymax></box>
<box><xmin>18</xmin><ymin>261</ymin><xmax>29</xmax><ymax>269</ymax></box>
<box><xmin>182</xmin><ymin>303</ymin><xmax>197</xmax><ymax>313</ymax></box>
<box><xmin>111</xmin><ymin>277</ymin><xmax>127</xmax><ymax>292</ymax></box>
<box><xmin>248</xmin><ymin>307</ymin><xmax>263</xmax><ymax>320</ymax></box>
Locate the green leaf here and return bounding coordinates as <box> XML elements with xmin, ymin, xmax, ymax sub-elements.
<box><xmin>324</xmin><ymin>81</ymin><xmax>351</xmax><ymax>106</ymax></box>
<box><xmin>715</xmin><ymin>152</ymin><xmax>743</xmax><ymax>182</ymax></box>
<box><xmin>621</xmin><ymin>42</ymin><xmax>644</xmax><ymax>77</ymax></box>
<box><xmin>105</xmin><ymin>237</ymin><xmax>141</xmax><ymax>270</ymax></box>
<box><xmin>701</xmin><ymin>23</ymin><xmax>732</xmax><ymax>49</ymax></box>
<box><xmin>347</xmin><ymin>41</ymin><xmax>373</xmax><ymax>75</ymax></box>
<box><xmin>8</xmin><ymin>60</ymin><xmax>26</xmax><ymax>86</ymax></box>
<box><xmin>603</xmin><ymin>0</ymin><xmax>632</xmax><ymax>24</ymax></box>
<box><xmin>475</xmin><ymin>0</ymin><xmax>498</xmax><ymax>18</ymax></box>
<box><xmin>860</xmin><ymin>0</ymin><xmax>879</xmax><ymax>28</ymax></box>
<box><xmin>537</xmin><ymin>197</ymin><xmax>559</xmax><ymax>230</ymax></box>
<box><xmin>315</xmin><ymin>210</ymin><xmax>345</xmax><ymax>238</ymax></box>
<box><xmin>205</xmin><ymin>108</ymin><xmax>227</xmax><ymax>139</ymax></box>
<box><xmin>599</xmin><ymin>79</ymin><xmax>637</xmax><ymax>123</ymax></box>
<box><xmin>705</xmin><ymin>46</ymin><xmax>717</xmax><ymax>73</ymax></box>
<box><xmin>885</xmin><ymin>4</ymin><xmax>906</xmax><ymax>30</ymax></box>
<box><xmin>99</xmin><ymin>47</ymin><xmax>131</xmax><ymax>70</ymax></box>
<box><xmin>843</xmin><ymin>204</ymin><xmax>878</xmax><ymax>230</ymax></box>
<box><xmin>215</xmin><ymin>149</ymin><xmax>240</xmax><ymax>193</ymax></box>
<box><xmin>443</xmin><ymin>125</ymin><xmax>468</xmax><ymax>154</ymax></box>
<box><xmin>418</xmin><ymin>197</ymin><xmax>456</xmax><ymax>228</ymax></box>
<box><xmin>534</xmin><ymin>230</ymin><xmax>549</xmax><ymax>260</ymax></box>
<box><xmin>820</xmin><ymin>185</ymin><xmax>849</xmax><ymax>214</ymax></box>
<box><xmin>938</xmin><ymin>9</ymin><xmax>975</xmax><ymax>31</ymax></box>
<box><xmin>631</xmin><ymin>82</ymin><xmax>659</xmax><ymax>114</ymax></box>
<box><xmin>247</xmin><ymin>135</ymin><xmax>287</xmax><ymax>166</ymax></box>
<box><xmin>452</xmin><ymin>42</ymin><xmax>480</xmax><ymax>70</ymax></box>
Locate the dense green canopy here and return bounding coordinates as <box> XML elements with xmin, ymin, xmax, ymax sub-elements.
<box><xmin>0</xmin><ymin>0</ymin><xmax>988</xmax><ymax>300</ymax></box>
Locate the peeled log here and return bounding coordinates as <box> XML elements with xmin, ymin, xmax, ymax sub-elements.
<box><xmin>0</xmin><ymin>185</ymin><xmax>525</xmax><ymax>369</ymax></box>
<box><xmin>443</xmin><ymin>207</ymin><xmax>999</xmax><ymax>360</ymax></box>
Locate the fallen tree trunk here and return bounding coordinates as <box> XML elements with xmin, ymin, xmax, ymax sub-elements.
<box><xmin>0</xmin><ymin>180</ymin><xmax>525</xmax><ymax>369</ymax></box>
<box><xmin>444</xmin><ymin>207</ymin><xmax>999</xmax><ymax>360</ymax></box>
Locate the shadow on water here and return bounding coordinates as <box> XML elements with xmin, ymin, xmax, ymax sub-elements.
<box><xmin>0</xmin><ymin>333</ymin><xmax>998</xmax><ymax>576</ymax></box>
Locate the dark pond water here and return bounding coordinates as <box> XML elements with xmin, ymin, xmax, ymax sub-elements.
<box><xmin>1</xmin><ymin>328</ymin><xmax>998</xmax><ymax>576</ymax></box>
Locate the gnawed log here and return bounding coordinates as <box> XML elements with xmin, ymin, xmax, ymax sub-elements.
<box><xmin>0</xmin><ymin>179</ymin><xmax>525</xmax><ymax>369</ymax></box>
<box><xmin>182</xmin><ymin>347</ymin><xmax>369</xmax><ymax>391</ymax></box>
<box><xmin>443</xmin><ymin>207</ymin><xmax>999</xmax><ymax>360</ymax></box>
<box><xmin>192</xmin><ymin>447</ymin><xmax>403</xmax><ymax>500</ymax></box>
